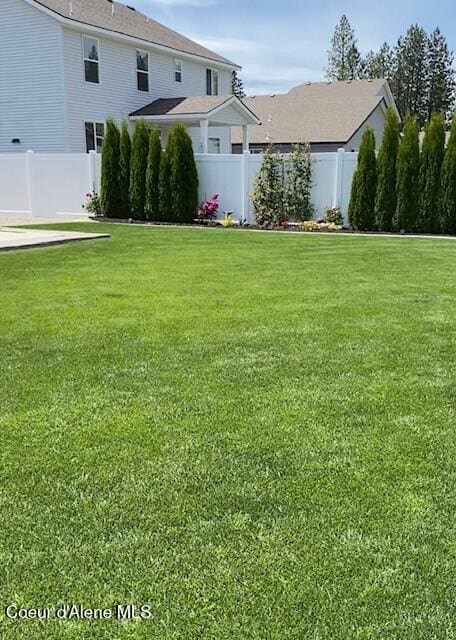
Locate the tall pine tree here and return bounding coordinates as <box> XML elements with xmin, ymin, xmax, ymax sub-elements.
<box><xmin>326</xmin><ymin>15</ymin><xmax>362</xmax><ymax>81</ymax></box>
<box><xmin>427</xmin><ymin>28</ymin><xmax>455</xmax><ymax>120</ymax></box>
<box><xmin>390</xmin><ymin>26</ymin><xmax>429</xmax><ymax>125</ymax></box>
<box><xmin>395</xmin><ymin>114</ymin><xmax>420</xmax><ymax>232</ymax></box>
<box><xmin>418</xmin><ymin>112</ymin><xmax>445</xmax><ymax>233</ymax></box>
<box><xmin>375</xmin><ymin>107</ymin><xmax>400</xmax><ymax>231</ymax></box>
<box><xmin>232</xmin><ymin>71</ymin><xmax>246</xmax><ymax>99</ymax></box>
<box><xmin>363</xmin><ymin>43</ymin><xmax>394</xmax><ymax>80</ymax></box>
<box><xmin>441</xmin><ymin>115</ymin><xmax>456</xmax><ymax>234</ymax></box>
<box><xmin>348</xmin><ymin>128</ymin><xmax>377</xmax><ymax>230</ymax></box>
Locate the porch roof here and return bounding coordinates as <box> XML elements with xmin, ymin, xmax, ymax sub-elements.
<box><xmin>129</xmin><ymin>95</ymin><xmax>261</xmax><ymax>126</ymax></box>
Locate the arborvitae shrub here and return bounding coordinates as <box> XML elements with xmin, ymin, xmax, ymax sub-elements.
<box><xmin>252</xmin><ymin>146</ymin><xmax>285</xmax><ymax>225</ymax></box>
<box><xmin>375</xmin><ymin>107</ymin><xmax>400</xmax><ymax>231</ymax></box>
<box><xmin>441</xmin><ymin>115</ymin><xmax>456</xmax><ymax>234</ymax></box>
<box><xmin>158</xmin><ymin>146</ymin><xmax>172</xmax><ymax>222</ymax></box>
<box><xmin>119</xmin><ymin>121</ymin><xmax>131</xmax><ymax>217</ymax></box>
<box><xmin>100</xmin><ymin>119</ymin><xmax>121</xmax><ymax>218</ymax></box>
<box><xmin>418</xmin><ymin>112</ymin><xmax>445</xmax><ymax>233</ymax></box>
<box><xmin>348</xmin><ymin>128</ymin><xmax>377</xmax><ymax>230</ymax></box>
<box><xmin>395</xmin><ymin>114</ymin><xmax>420</xmax><ymax>232</ymax></box>
<box><xmin>168</xmin><ymin>124</ymin><xmax>199</xmax><ymax>223</ymax></box>
<box><xmin>129</xmin><ymin>121</ymin><xmax>149</xmax><ymax>219</ymax></box>
<box><xmin>145</xmin><ymin>128</ymin><xmax>162</xmax><ymax>220</ymax></box>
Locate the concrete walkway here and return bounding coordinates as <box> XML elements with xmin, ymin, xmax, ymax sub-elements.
<box><xmin>0</xmin><ymin>227</ymin><xmax>109</xmax><ymax>251</ymax></box>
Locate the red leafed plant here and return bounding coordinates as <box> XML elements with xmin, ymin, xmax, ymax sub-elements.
<box><xmin>197</xmin><ymin>194</ymin><xmax>219</xmax><ymax>220</ymax></box>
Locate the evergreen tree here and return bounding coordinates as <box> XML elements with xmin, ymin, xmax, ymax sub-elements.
<box><xmin>145</xmin><ymin>128</ymin><xmax>162</xmax><ymax>220</ymax></box>
<box><xmin>326</xmin><ymin>15</ymin><xmax>362</xmax><ymax>81</ymax></box>
<box><xmin>252</xmin><ymin>146</ymin><xmax>285</xmax><ymax>225</ymax></box>
<box><xmin>427</xmin><ymin>28</ymin><xmax>455</xmax><ymax>121</ymax></box>
<box><xmin>375</xmin><ymin>107</ymin><xmax>400</xmax><ymax>231</ymax></box>
<box><xmin>232</xmin><ymin>71</ymin><xmax>246</xmax><ymax>99</ymax></box>
<box><xmin>441</xmin><ymin>115</ymin><xmax>456</xmax><ymax>234</ymax></box>
<box><xmin>168</xmin><ymin>124</ymin><xmax>199</xmax><ymax>223</ymax></box>
<box><xmin>418</xmin><ymin>112</ymin><xmax>445</xmax><ymax>233</ymax></box>
<box><xmin>119</xmin><ymin>121</ymin><xmax>131</xmax><ymax>217</ymax></box>
<box><xmin>394</xmin><ymin>114</ymin><xmax>420</xmax><ymax>232</ymax></box>
<box><xmin>129</xmin><ymin>121</ymin><xmax>149</xmax><ymax>219</ymax></box>
<box><xmin>390</xmin><ymin>26</ymin><xmax>429</xmax><ymax>125</ymax></box>
<box><xmin>363</xmin><ymin>43</ymin><xmax>394</xmax><ymax>80</ymax></box>
<box><xmin>348</xmin><ymin>128</ymin><xmax>377</xmax><ymax>230</ymax></box>
<box><xmin>158</xmin><ymin>147</ymin><xmax>172</xmax><ymax>222</ymax></box>
<box><xmin>285</xmin><ymin>143</ymin><xmax>313</xmax><ymax>221</ymax></box>
<box><xmin>100</xmin><ymin>119</ymin><xmax>121</xmax><ymax>218</ymax></box>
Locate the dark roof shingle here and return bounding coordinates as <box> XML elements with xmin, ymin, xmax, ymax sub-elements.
<box><xmin>33</xmin><ymin>0</ymin><xmax>238</xmax><ymax>67</ymax></box>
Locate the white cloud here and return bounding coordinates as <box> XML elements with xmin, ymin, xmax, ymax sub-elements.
<box><xmin>188</xmin><ymin>35</ymin><xmax>267</xmax><ymax>55</ymax></box>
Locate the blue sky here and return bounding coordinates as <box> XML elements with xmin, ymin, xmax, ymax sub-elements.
<box><xmin>135</xmin><ymin>0</ymin><xmax>456</xmax><ymax>95</ymax></box>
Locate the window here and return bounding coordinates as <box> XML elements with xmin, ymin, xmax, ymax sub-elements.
<box><xmin>174</xmin><ymin>58</ymin><xmax>183</xmax><ymax>83</ymax></box>
<box><xmin>83</xmin><ymin>36</ymin><xmax>99</xmax><ymax>83</ymax></box>
<box><xmin>208</xmin><ymin>138</ymin><xmax>220</xmax><ymax>154</ymax></box>
<box><xmin>85</xmin><ymin>122</ymin><xmax>105</xmax><ymax>153</ymax></box>
<box><xmin>206</xmin><ymin>68</ymin><xmax>219</xmax><ymax>96</ymax></box>
<box><xmin>136</xmin><ymin>50</ymin><xmax>149</xmax><ymax>92</ymax></box>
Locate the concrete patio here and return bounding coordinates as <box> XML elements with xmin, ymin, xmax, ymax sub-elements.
<box><xmin>0</xmin><ymin>227</ymin><xmax>109</xmax><ymax>251</ymax></box>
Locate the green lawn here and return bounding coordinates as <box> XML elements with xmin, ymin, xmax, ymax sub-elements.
<box><xmin>1</xmin><ymin>224</ymin><xmax>455</xmax><ymax>639</ymax></box>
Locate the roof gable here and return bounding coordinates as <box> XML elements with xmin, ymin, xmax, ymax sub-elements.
<box><xmin>29</xmin><ymin>0</ymin><xmax>238</xmax><ymax>67</ymax></box>
<box><xmin>232</xmin><ymin>79</ymin><xmax>396</xmax><ymax>145</ymax></box>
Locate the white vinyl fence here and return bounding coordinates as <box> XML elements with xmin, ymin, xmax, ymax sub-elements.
<box><xmin>0</xmin><ymin>149</ymin><xmax>358</xmax><ymax>222</ymax></box>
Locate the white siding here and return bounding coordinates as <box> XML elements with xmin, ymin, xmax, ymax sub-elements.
<box><xmin>0</xmin><ymin>0</ymin><xmax>67</xmax><ymax>153</ymax></box>
<box><xmin>62</xmin><ymin>26</ymin><xmax>232</xmax><ymax>152</ymax></box>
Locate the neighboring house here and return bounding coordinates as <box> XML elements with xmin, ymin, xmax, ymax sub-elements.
<box><xmin>0</xmin><ymin>0</ymin><xmax>259</xmax><ymax>154</ymax></box>
<box><xmin>231</xmin><ymin>79</ymin><xmax>399</xmax><ymax>154</ymax></box>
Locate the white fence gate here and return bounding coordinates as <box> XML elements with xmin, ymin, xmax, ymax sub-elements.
<box><xmin>0</xmin><ymin>149</ymin><xmax>358</xmax><ymax>222</ymax></box>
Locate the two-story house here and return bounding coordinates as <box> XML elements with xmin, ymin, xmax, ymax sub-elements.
<box><xmin>0</xmin><ymin>0</ymin><xmax>259</xmax><ymax>154</ymax></box>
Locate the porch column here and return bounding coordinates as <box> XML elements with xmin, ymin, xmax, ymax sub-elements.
<box><xmin>200</xmin><ymin>119</ymin><xmax>209</xmax><ymax>154</ymax></box>
<box><xmin>242</xmin><ymin>125</ymin><xmax>250</xmax><ymax>153</ymax></box>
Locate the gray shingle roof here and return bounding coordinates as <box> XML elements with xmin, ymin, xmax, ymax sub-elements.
<box><xmin>130</xmin><ymin>96</ymin><xmax>231</xmax><ymax>117</ymax></box>
<box><xmin>231</xmin><ymin>79</ymin><xmax>392</xmax><ymax>145</ymax></box>
<box><xmin>33</xmin><ymin>0</ymin><xmax>238</xmax><ymax>67</ymax></box>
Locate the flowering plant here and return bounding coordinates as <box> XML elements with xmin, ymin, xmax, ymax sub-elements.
<box><xmin>197</xmin><ymin>193</ymin><xmax>219</xmax><ymax>221</ymax></box>
<box><xmin>83</xmin><ymin>191</ymin><xmax>103</xmax><ymax>217</ymax></box>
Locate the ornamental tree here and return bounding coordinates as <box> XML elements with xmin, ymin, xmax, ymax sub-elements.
<box><xmin>394</xmin><ymin>114</ymin><xmax>420</xmax><ymax>232</ymax></box>
<box><xmin>119</xmin><ymin>121</ymin><xmax>131</xmax><ymax>217</ymax></box>
<box><xmin>441</xmin><ymin>115</ymin><xmax>456</xmax><ymax>234</ymax></box>
<box><xmin>100</xmin><ymin>119</ymin><xmax>121</xmax><ymax>218</ymax></box>
<box><xmin>375</xmin><ymin>107</ymin><xmax>400</xmax><ymax>231</ymax></box>
<box><xmin>285</xmin><ymin>143</ymin><xmax>313</xmax><ymax>221</ymax></box>
<box><xmin>129</xmin><ymin>121</ymin><xmax>149</xmax><ymax>219</ymax></box>
<box><xmin>145</xmin><ymin>128</ymin><xmax>162</xmax><ymax>220</ymax></box>
<box><xmin>252</xmin><ymin>146</ymin><xmax>285</xmax><ymax>225</ymax></box>
<box><xmin>348</xmin><ymin>128</ymin><xmax>377</xmax><ymax>230</ymax></box>
<box><xmin>418</xmin><ymin>111</ymin><xmax>445</xmax><ymax>233</ymax></box>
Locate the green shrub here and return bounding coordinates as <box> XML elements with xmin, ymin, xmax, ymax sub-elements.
<box><xmin>252</xmin><ymin>146</ymin><xmax>285</xmax><ymax>225</ymax></box>
<box><xmin>100</xmin><ymin>119</ymin><xmax>121</xmax><ymax>218</ymax></box>
<box><xmin>158</xmin><ymin>148</ymin><xmax>172</xmax><ymax>222</ymax></box>
<box><xmin>145</xmin><ymin>128</ymin><xmax>162</xmax><ymax>220</ymax></box>
<box><xmin>394</xmin><ymin>114</ymin><xmax>420</xmax><ymax>232</ymax></box>
<box><xmin>129</xmin><ymin>121</ymin><xmax>149</xmax><ymax>219</ymax></box>
<box><xmin>119</xmin><ymin>121</ymin><xmax>131</xmax><ymax>218</ymax></box>
<box><xmin>168</xmin><ymin>124</ymin><xmax>199</xmax><ymax>223</ymax></box>
<box><xmin>325</xmin><ymin>205</ymin><xmax>343</xmax><ymax>225</ymax></box>
<box><xmin>418</xmin><ymin>112</ymin><xmax>445</xmax><ymax>233</ymax></box>
<box><xmin>441</xmin><ymin>115</ymin><xmax>456</xmax><ymax>234</ymax></box>
<box><xmin>285</xmin><ymin>143</ymin><xmax>313</xmax><ymax>221</ymax></box>
<box><xmin>348</xmin><ymin>128</ymin><xmax>377</xmax><ymax>230</ymax></box>
<box><xmin>375</xmin><ymin>107</ymin><xmax>400</xmax><ymax>231</ymax></box>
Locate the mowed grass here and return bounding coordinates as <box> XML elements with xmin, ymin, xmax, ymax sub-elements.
<box><xmin>0</xmin><ymin>224</ymin><xmax>455</xmax><ymax>640</ymax></box>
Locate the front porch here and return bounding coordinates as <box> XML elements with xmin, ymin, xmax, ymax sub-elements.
<box><xmin>129</xmin><ymin>95</ymin><xmax>260</xmax><ymax>154</ymax></box>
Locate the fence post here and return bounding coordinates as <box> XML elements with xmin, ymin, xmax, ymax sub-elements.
<box><xmin>241</xmin><ymin>151</ymin><xmax>250</xmax><ymax>223</ymax></box>
<box><xmin>88</xmin><ymin>150</ymin><xmax>97</xmax><ymax>193</ymax></box>
<box><xmin>25</xmin><ymin>150</ymin><xmax>34</xmax><ymax>215</ymax></box>
<box><xmin>333</xmin><ymin>147</ymin><xmax>345</xmax><ymax>208</ymax></box>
